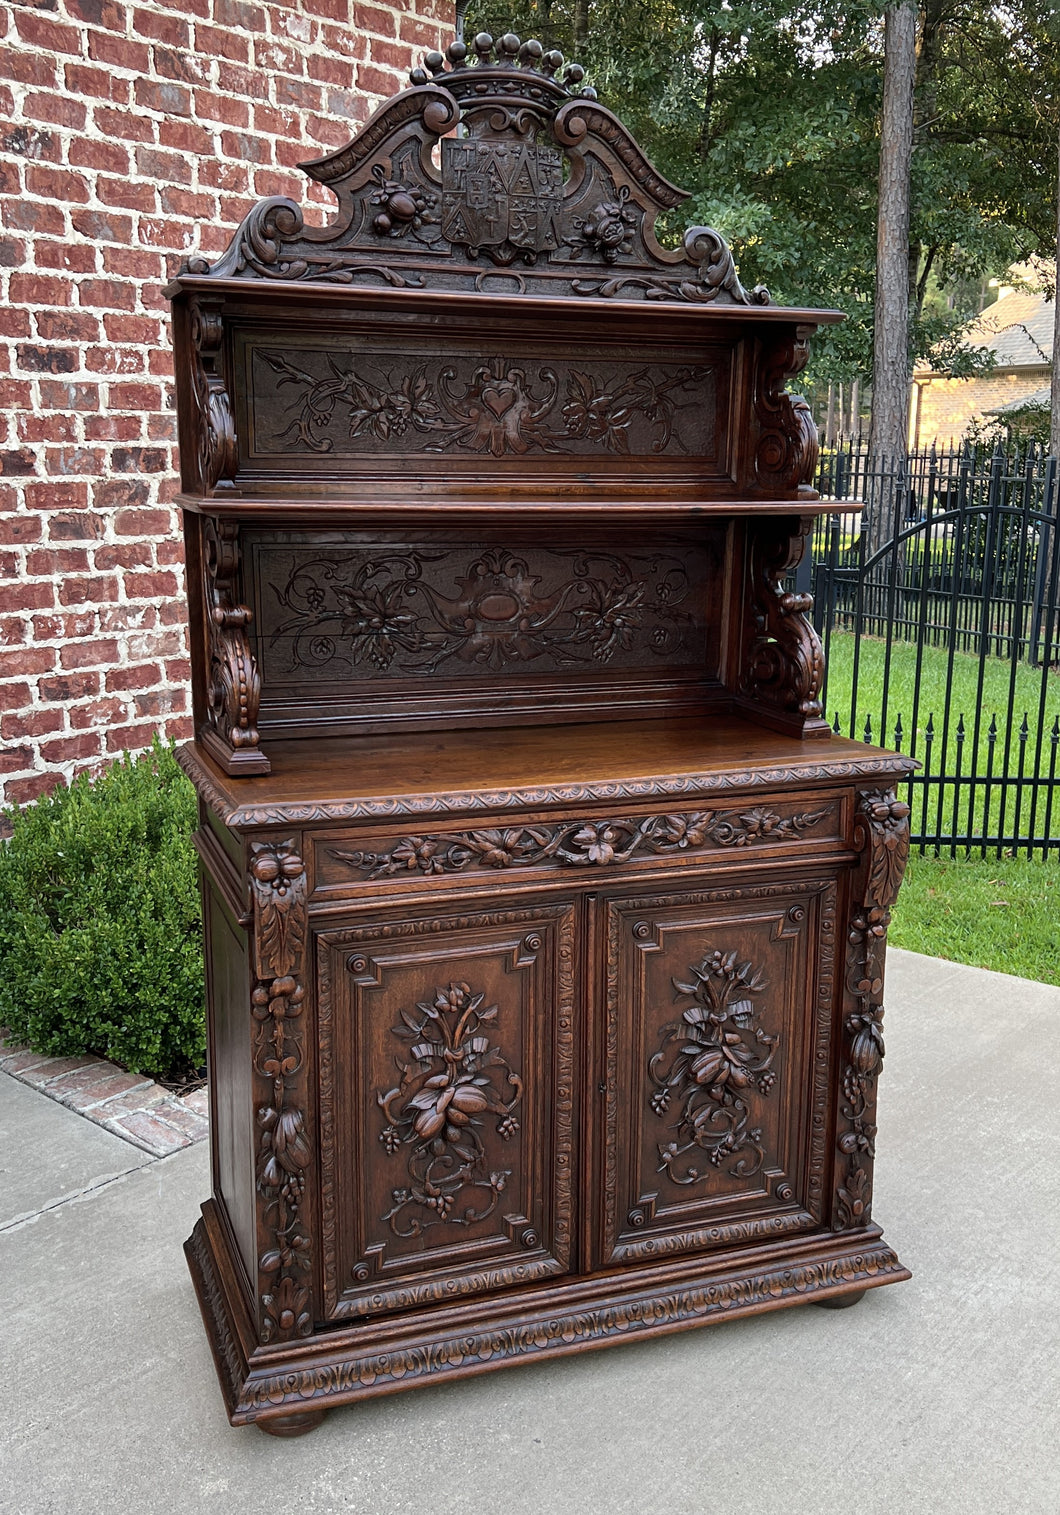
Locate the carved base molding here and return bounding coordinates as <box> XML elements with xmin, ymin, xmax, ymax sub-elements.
<box><xmin>186</xmin><ymin>1199</ymin><xmax>909</xmax><ymax>1429</ymax></box>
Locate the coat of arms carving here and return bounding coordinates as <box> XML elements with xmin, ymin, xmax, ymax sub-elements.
<box><xmin>441</xmin><ymin>138</ymin><xmax>563</xmax><ymax>257</ymax></box>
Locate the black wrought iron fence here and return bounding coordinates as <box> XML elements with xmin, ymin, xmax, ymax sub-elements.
<box><xmin>808</xmin><ymin>440</ymin><xmax>1060</xmax><ymax>856</ymax></box>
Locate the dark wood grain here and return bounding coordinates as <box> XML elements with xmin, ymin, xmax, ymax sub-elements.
<box><xmin>171</xmin><ymin>34</ymin><xmax>911</xmax><ymax>1434</ymax></box>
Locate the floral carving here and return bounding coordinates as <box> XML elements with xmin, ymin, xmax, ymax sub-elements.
<box><xmin>834</xmin><ymin>790</ymin><xmax>910</xmax><ymax>1230</ymax></box>
<box><xmin>201</xmin><ymin>517</ymin><xmax>265</xmax><ymax>772</ymax></box>
<box><xmin>374</xmin><ymin>980</ymin><xmax>524</xmax><ymax>1237</ymax></box>
<box><xmin>573</xmin><ymin>185</ymin><xmax>639</xmax><ymax>263</ymax></box>
<box><xmin>269</xmin><ymin>546</ymin><xmax>697</xmax><ymax>675</ymax></box>
<box><xmin>649</xmin><ymin>949</ymin><xmax>779</xmax><ymax>1187</ymax></box>
<box><xmin>740</xmin><ymin>515</ymin><xmax>827</xmax><ymax>734</ymax></box>
<box><xmin>369</xmin><ymin>162</ymin><xmax>437</xmax><ymax>238</ymax></box>
<box><xmin>330</xmin><ymin>804</ymin><xmax>831</xmax><ymax>879</ymax></box>
<box><xmin>257</xmin><ymin>348</ymin><xmax>712</xmax><ymax>459</ymax></box>
<box><xmin>249</xmin><ymin>840</ymin><xmax>312</xmax><ymax>1342</ymax></box>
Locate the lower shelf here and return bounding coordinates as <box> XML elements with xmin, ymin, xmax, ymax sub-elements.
<box><xmin>186</xmin><ymin>1198</ymin><xmax>910</xmax><ymax>1431</ymax></box>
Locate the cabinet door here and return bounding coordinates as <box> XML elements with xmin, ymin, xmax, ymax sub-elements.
<box><xmin>317</xmin><ymin>898</ymin><xmax>576</xmax><ymax>1320</ymax></box>
<box><xmin>598</xmin><ymin>873</ymin><xmax>838</xmax><ymax>1266</ymax></box>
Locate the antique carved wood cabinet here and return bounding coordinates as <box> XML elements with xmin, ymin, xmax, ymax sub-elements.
<box><xmin>168</xmin><ymin>34</ymin><xmax>913</xmax><ymax>1437</ymax></box>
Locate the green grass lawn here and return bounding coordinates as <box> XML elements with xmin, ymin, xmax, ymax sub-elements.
<box><xmin>821</xmin><ymin>629</ymin><xmax>1060</xmax><ymax>847</ymax></box>
<box><xmin>821</xmin><ymin>628</ymin><xmax>1059</xmax><ymax>752</ymax></box>
<box><xmin>816</xmin><ymin>629</ymin><xmax>1058</xmax><ymax>983</ymax></box>
<box><xmin>890</xmin><ymin>851</ymin><xmax>1059</xmax><ymax>986</ymax></box>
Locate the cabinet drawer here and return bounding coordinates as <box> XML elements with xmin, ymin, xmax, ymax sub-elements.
<box><xmin>315</xmin><ymin>898</ymin><xmax>577</xmax><ymax>1320</ymax></box>
<box><xmin>308</xmin><ymin>792</ymin><xmax>850</xmax><ymax>901</ymax></box>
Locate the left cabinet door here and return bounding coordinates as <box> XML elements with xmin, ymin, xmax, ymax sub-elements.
<box><xmin>316</xmin><ymin>897</ymin><xmax>578</xmax><ymax>1321</ymax></box>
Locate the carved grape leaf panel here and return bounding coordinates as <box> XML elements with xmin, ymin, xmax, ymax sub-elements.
<box><xmin>317</xmin><ymin>903</ymin><xmax>576</xmax><ymax>1320</ymax></box>
<box><xmin>601</xmin><ymin>877</ymin><xmax>837</xmax><ymax>1265</ymax></box>
<box><xmin>248</xmin><ymin>537</ymin><xmax>715</xmax><ymax>685</ymax></box>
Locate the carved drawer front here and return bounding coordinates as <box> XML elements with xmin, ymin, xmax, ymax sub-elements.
<box><xmin>310</xmin><ymin>794</ymin><xmax>847</xmax><ymax>899</ymax></box>
<box><xmin>317</xmin><ymin>900</ymin><xmax>576</xmax><ymax>1320</ymax></box>
<box><xmin>598</xmin><ymin>874</ymin><xmax>839</xmax><ymax>1266</ymax></box>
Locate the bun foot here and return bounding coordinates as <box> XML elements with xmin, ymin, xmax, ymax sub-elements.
<box><xmin>258</xmin><ymin>1409</ymin><xmax>327</xmax><ymax>1438</ymax></box>
<box><xmin>815</xmin><ymin>1288</ymin><xmax>867</xmax><ymax>1310</ymax></box>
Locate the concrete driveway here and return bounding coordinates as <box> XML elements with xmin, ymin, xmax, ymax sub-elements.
<box><xmin>2</xmin><ymin>948</ymin><xmax>1058</xmax><ymax>1515</ymax></box>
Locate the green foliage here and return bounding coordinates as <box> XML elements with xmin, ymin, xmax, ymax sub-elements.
<box><xmin>464</xmin><ymin>1</ymin><xmax>1060</xmax><ymax>385</ymax></box>
<box><xmin>890</xmin><ymin>853</ymin><xmax>1060</xmax><ymax>985</ymax></box>
<box><xmin>917</xmin><ymin>315</ymin><xmax>996</xmax><ymax>381</ymax></box>
<box><xmin>0</xmin><ymin>740</ymin><xmax>205</xmax><ymax>1081</ymax></box>
<box><xmin>968</xmin><ymin>398</ymin><xmax>1052</xmax><ymax>448</ymax></box>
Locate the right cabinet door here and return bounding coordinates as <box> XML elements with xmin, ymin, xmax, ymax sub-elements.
<box><xmin>598</xmin><ymin>869</ymin><xmax>840</xmax><ymax>1266</ymax></box>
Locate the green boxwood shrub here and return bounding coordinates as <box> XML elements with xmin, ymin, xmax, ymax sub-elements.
<box><xmin>0</xmin><ymin>739</ymin><xmax>205</xmax><ymax>1082</ymax></box>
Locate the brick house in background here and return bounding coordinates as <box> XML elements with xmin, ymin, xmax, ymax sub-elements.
<box><xmin>0</xmin><ymin>0</ymin><xmax>452</xmax><ymax>806</ymax></box>
<box><xmin>910</xmin><ymin>277</ymin><xmax>1055</xmax><ymax>449</ymax></box>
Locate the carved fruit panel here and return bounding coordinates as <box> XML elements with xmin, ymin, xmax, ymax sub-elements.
<box><xmin>600</xmin><ymin>877</ymin><xmax>837</xmax><ymax>1265</ymax></box>
<box><xmin>313</xmin><ymin>797</ymin><xmax>840</xmax><ymax>894</ymax></box>
<box><xmin>247</xmin><ymin>534</ymin><xmax>716</xmax><ymax>687</ymax></box>
<box><xmin>318</xmin><ymin>902</ymin><xmax>576</xmax><ymax>1320</ymax></box>
<box><xmin>238</xmin><ymin>334</ymin><xmax>729</xmax><ymax>468</ymax></box>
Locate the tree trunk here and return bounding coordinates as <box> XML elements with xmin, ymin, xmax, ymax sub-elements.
<box><xmin>574</xmin><ymin>0</ymin><xmax>589</xmax><ymax>51</ymax></box>
<box><xmin>698</xmin><ymin>27</ymin><xmax>721</xmax><ymax>159</ymax></box>
<box><xmin>1051</xmin><ymin>118</ymin><xmax>1060</xmax><ymax>460</ymax></box>
<box><xmin>869</xmin><ymin>2</ymin><xmax>918</xmax><ymax>544</ymax></box>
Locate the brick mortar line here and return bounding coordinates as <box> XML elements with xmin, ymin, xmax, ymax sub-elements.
<box><xmin>1</xmin><ymin>1040</ymin><xmax>210</xmax><ymax>1157</ymax></box>
<box><xmin>0</xmin><ymin>0</ymin><xmax>448</xmax><ymax>804</ymax></box>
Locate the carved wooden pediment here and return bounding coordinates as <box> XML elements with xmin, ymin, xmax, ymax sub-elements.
<box><xmin>184</xmin><ymin>31</ymin><xmax>771</xmax><ymax>305</ymax></box>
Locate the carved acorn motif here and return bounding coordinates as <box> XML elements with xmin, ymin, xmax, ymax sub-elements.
<box><xmin>847</xmin><ymin>1006</ymin><xmax>885</xmax><ymax>1075</ymax></box>
<box><xmin>369</xmin><ymin>165</ymin><xmax>437</xmax><ymax>237</ymax></box>
<box><xmin>578</xmin><ymin>187</ymin><xmax>638</xmax><ymax>263</ymax></box>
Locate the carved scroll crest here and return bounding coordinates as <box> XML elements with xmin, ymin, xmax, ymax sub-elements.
<box><xmin>834</xmin><ymin>790</ymin><xmax>910</xmax><ymax>1230</ymax></box>
<box><xmin>249</xmin><ymin>839</ymin><xmax>313</xmax><ymax>1342</ymax></box>
<box><xmin>200</xmin><ymin>517</ymin><xmax>268</xmax><ymax>776</ymax></box>
<box><xmin>178</xmin><ymin>33</ymin><xmax>771</xmax><ymax>307</ymax></box>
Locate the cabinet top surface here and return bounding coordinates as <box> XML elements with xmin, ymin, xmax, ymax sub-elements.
<box><xmin>179</xmin><ymin>717</ymin><xmax>915</xmax><ymax>830</ymax></box>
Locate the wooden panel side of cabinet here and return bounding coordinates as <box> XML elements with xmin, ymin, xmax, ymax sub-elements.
<box><xmin>316</xmin><ymin>897</ymin><xmax>578</xmax><ymax>1321</ymax></box>
<box><xmin>202</xmin><ymin>875</ymin><xmax>256</xmax><ymax>1295</ymax></box>
<box><xmin>598</xmin><ymin>869</ymin><xmax>840</xmax><ymax>1266</ymax></box>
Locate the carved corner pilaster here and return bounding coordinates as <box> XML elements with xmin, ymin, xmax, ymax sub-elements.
<box><xmin>752</xmin><ymin>326</ymin><xmax>820</xmax><ymax>498</ymax></box>
<box><xmin>832</xmin><ymin>789</ymin><xmax>910</xmax><ymax>1232</ymax></box>
<box><xmin>736</xmin><ymin>515</ymin><xmax>830</xmax><ymax>739</ymax></box>
<box><xmin>249</xmin><ymin>838</ymin><xmax>313</xmax><ymax>1344</ymax></box>
<box><xmin>189</xmin><ymin>296</ymin><xmax>237</xmax><ymax>494</ymax></box>
<box><xmin>200</xmin><ymin>516</ymin><xmax>269</xmax><ymax>776</ymax></box>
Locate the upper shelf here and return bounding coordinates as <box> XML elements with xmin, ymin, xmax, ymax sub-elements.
<box><xmin>167</xmin><ymin>32</ymin><xmax>841</xmax><ymax>516</ymax></box>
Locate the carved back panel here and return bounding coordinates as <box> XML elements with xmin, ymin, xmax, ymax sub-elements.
<box><xmin>243</xmin><ymin>525</ymin><xmax>727</xmax><ymax>736</ymax></box>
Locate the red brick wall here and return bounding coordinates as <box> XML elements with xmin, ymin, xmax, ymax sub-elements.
<box><xmin>0</xmin><ymin>0</ymin><xmax>451</xmax><ymax>804</ymax></box>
